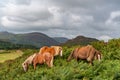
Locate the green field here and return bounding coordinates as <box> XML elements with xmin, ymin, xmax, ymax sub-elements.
<box><xmin>0</xmin><ymin>39</ymin><xmax>120</xmax><ymax>80</ymax></box>
<box><xmin>0</xmin><ymin>50</ymin><xmax>23</xmax><ymax>63</ymax></box>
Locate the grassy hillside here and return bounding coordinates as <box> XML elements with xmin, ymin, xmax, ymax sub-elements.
<box><xmin>14</xmin><ymin>32</ymin><xmax>59</xmax><ymax>47</ymax></box>
<box><xmin>0</xmin><ymin>50</ymin><xmax>23</xmax><ymax>63</ymax></box>
<box><xmin>0</xmin><ymin>39</ymin><xmax>120</xmax><ymax>80</ymax></box>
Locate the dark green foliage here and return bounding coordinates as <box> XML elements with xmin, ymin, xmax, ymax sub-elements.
<box><xmin>0</xmin><ymin>39</ymin><xmax>120</xmax><ymax>79</ymax></box>
<box><xmin>91</xmin><ymin>38</ymin><xmax>120</xmax><ymax>60</ymax></box>
<box><xmin>0</xmin><ymin>40</ymin><xmax>37</xmax><ymax>50</ymax></box>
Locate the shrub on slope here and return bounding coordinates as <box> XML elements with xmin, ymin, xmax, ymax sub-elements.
<box><xmin>0</xmin><ymin>40</ymin><xmax>120</xmax><ymax>80</ymax></box>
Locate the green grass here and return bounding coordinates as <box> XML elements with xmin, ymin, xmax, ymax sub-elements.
<box><xmin>1</xmin><ymin>40</ymin><xmax>120</xmax><ymax>80</ymax></box>
<box><xmin>0</xmin><ymin>50</ymin><xmax>23</xmax><ymax>63</ymax></box>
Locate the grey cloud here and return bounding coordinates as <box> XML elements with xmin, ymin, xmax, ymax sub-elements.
<box><xmin>10</xmin><ymin>0</ymin><xmax>31</xmax><ymax>5</ymax></box>
<box><xmin>7</xmin><ymin>9</ymin><xmax>53</xmax><ymax>23</ymax></box>
<box><xmin>51</xmin><ymin>0</ymin><xmax>120</xmax><ymax>22</ymax></box>
<box><xmin>0</xmin><ymin>0</ymin><xmax>120</xmax><ymax>41</ymax></box>
<box><xmin>112</xmin><ymin>16</ymin><xmax>120</xmax><ymax>23</ymax></box>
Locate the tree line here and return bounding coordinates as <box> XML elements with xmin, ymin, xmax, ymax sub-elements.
<box><xmin>0</xmin><ymin>40</ymin><xmax>37</xmax><ymax>50</ymax></box>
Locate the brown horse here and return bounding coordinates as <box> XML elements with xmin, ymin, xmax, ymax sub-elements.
<box><xmin>22</xmin><ymin>53</ymin><xmax>37</xmax><ymax>72</ymax></box>
<box><xmin>67</xmin><ymin>45</ymin><xmax>101</xmax><ymax>65</ymax></box>
<box><xmin>39</xmin><ymin>46</ymin><xmax>63</xmax><ymax>56</ymax></box>
<box><xmin>33</xmin><ymin>52</ymin><xmax>53</xmax><ymax>69</ymax></box>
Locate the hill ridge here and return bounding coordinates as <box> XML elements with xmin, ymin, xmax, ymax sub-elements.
<box><xmin>62</xmin><ymin>35</ymin><xmax>98</xmax><ymax>46</ymax></box>
<box><xmin>0</xmin><ymin>31</ymin><xmax>59</xmax><ymax>48</ymax></box>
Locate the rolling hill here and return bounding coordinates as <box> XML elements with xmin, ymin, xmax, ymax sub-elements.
<box><xmin>0</xmin><ymin>31</ymin><xmax>99</xmax><ymax>48</ymax></box>
<box><xmin>62</xmin><ymin>35</ymin><xmax>99</xmax><ymax>46</ymax></box>
<box><xmin>0</xmin><ymin>32</ymin><xmax>60</xmax><ymax>48</ymax></box>
<box><xmin>53</xmin><ymin>37</ymin><xmax>68</xmax><ymax>43</ymax></box>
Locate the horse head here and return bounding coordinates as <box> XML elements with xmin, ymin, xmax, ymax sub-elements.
<box><xmin>94</xmin><ymin>50</ymin><xmax>102</xmax><ymax>61</ymax></box>
<box><xmin>59</xmin><ymin>47</ymin><xmax>63</xmax><ymax>56</ymax></box>
<box><xmin>22</xmin><ymin>62</ymin><xmax>28</xmax><ymax>72</ymax></box>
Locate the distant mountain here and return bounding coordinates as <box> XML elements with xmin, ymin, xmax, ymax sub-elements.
<box><xmin>0</xmin><ymin>32</ymin><xmax>60</xmax><ymax>48</ymax></box>
<box><xmin>0</xmin><ymin>31</ymin><xmax>15</xmax><ymax>40</ymax></box>
<box><xmin>53</xmin><ymin>37</ymin><xmax>68</xmax><ymax>43</ymax></box>
<box><xmin>62</xmin><ymin>35</ymin><xmax>98</xmax><ymax>46</ymax></box>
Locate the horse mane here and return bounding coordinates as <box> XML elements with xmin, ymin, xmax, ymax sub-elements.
<box><xmin>39</xmin><ymin>46</ymin><xmax>49</xmax><ymax>54</ymax></box>
<box><xmin>51</xmin><ymin>46</ymin><xmax>63</xmax><ymax>56</ymax></box>
<box><xmin>45</xmin><ymin>47</ymin><xmax>55</xmax><ymax>55</ymax></box>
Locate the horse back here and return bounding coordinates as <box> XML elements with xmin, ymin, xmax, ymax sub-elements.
<box><xmin>39</xmin><ymin>46</ymin><xmax>49</xmax><ymax>54</ymax></box>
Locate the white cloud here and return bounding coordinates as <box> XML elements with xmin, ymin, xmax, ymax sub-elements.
<box><xmin>110</xmin><ymin>11</ymin><xmax>120</xmax><ymax>19</ymax></box>
<box><xmin>105</xmin><ymin>11</ymin><xmax>120</xmax><ymax>33</ymax></box>
<box><xmin>106</xmin><ymin>11</ymin><xmax>120</xmax><ymax>24</ymax></box>
<box><xmin>98</xmin><ymin>35</ymin><xmax>112</xmax><ymax>42</ymax></box>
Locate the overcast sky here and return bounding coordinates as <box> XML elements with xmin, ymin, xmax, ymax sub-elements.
<box><xmin>0</xmin><ymin>0</ymin><xmax>120</xmax><ymax>41</ymax></box>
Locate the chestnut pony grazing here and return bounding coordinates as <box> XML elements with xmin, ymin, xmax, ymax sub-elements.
<box><xmin>33</xmin><ymin>52</ymin><xmax>53</xmax><ymax>69</ymax></box>
<box><xmin>22</xmin><ymin>53</ymin><xmax>37</xmax><ymax>72</ymax></box>
<box><xmin>39</xmin><ymin>46</ymin><xmax>63</xmax><ymax>57</ymax></box>
<box><xmin>67</xmin><ymin>45</ymin><xmax>101</xmax><ymax>65</ymax></box>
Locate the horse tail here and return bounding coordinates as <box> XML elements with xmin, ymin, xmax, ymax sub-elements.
<box><xmin>67</xmin><ymin>50</ymin><xmax>74</xmax><ymax>62</ymax></box>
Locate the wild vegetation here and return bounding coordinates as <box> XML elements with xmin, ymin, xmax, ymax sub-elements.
<box><xmin>0</xmin><ymin>50</ymin><xmax>23</xmax><ymax>63</ymax></box>
<box><xmin>0</xmin><ymin>39</ymin><xmax>120</xmax><ymax>80</ymax></box>
<box><xmin>0</xmin><ymin>40</ymin><xmax>37</xmax><ymax>49</ymax></box>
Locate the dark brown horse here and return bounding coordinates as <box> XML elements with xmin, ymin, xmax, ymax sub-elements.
<box><xmin>67</xmin><ymin>45</ymin><xmax>101</xmax><ymax>65</ymax></box>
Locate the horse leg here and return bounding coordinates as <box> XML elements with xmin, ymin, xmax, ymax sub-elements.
<box><xmin>46</xmin><ymin>56</ymin><xmax>53</xmax><ymax>67</ymax></box>
<box><xmin>87</xmin><ymin>57</ymin><xmax>93</xmax><ymax>65</ymax></box>
<box><xmin>89</xmin><ymin>61</ymin><xmax>93</xmax><ymax>66</ymax></box>
<box><xmin>67</xmin><ymin>51</ymin><xmax>74</xmax><ymax>62</ymax></box>
<box><xmin>50</xmin><ymin>56</ymin><xmax>54</xmax><ymax>67</ymax></box>
<box><xmin>46</xmin><ymin>60</ymin><xmax>51</xmax><ymax>68</ymax></box>
<box><xmin>33</xmin><ymin>62</ymin><xmax>37</xmax><ymax>70</ymax></box>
